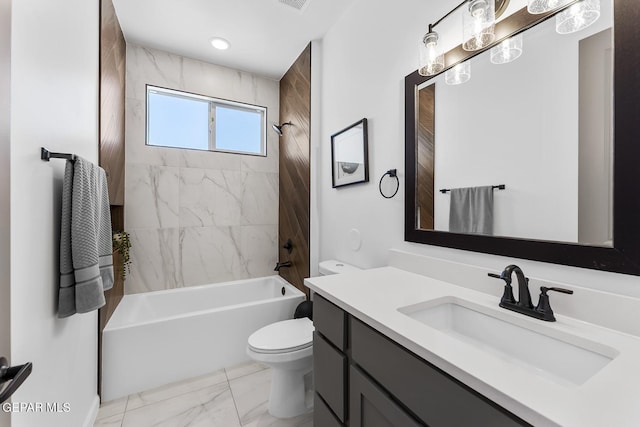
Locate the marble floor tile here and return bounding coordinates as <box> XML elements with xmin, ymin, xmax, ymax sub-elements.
<box><xmin>94</xmin><ymin>412</ymin><xmax>124</xmax><ymax>427</ymax></box>
<box><xmin>225</xmin><ymin>361</ymin><xmax>268</xmax><ymax>381</ymax></box>
<box><xmin>127</xmin><ymin>369</ymin><xmax>228</xmax><ymax>411</ymax></box>
<box><xmin>242</xmin><ymin>411</ymin><xmax>313</xmax><ymax>427</ymax></box>
<box><xmin>96</xmin><ymin>362</ymin><xmax>312</xmax><ymax>427</ymax></box>
<box><xmin>228</xmin><ymin>368</ymin><xmax>272</xmax><ymax>425</ymax></box>
<box><xmin>96</xmin><ymin>396</ymin><xmax>128</xmax><ymax>420</ymax></box>
<box><xmin>122</xmin><ymin>382</ymin><xmax>241</xmax><ymax>427</ymax></box>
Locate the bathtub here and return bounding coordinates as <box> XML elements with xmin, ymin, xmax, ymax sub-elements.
<box><xmin>101</xmin><ymin>275</ymin><xmax>305</xmax><ymax>401</ymax></box>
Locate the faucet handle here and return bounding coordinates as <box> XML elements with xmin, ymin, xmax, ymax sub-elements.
<box><xmin>488</xmin><ymin>272</ymin><xmax>516</xmax><ymax>305</ymax></box>
<box><xmin>543</xmin><ymin>286</ymin><xmax>574</xmax><ymax>295</ymax></box>
<box><xmin>535</xmin><ymin>286</ymin><xmax>574</xmax><ymax>322</ymax></box>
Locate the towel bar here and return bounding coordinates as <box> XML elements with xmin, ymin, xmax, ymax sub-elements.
<box><xmin>41</xmin><ymin>147</ymin><xmax>76</xmax><ymax>162</ymax></box>
<box><xmin>440</xmin><ymin>184</ymin><xmax>505</xmax><ymax>194</ymax></box>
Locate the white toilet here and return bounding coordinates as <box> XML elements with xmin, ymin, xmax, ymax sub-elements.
<box><xmin>246</xmin><ymin>259</ymin><xmax>361</xmax><ymax>418</ymax></box>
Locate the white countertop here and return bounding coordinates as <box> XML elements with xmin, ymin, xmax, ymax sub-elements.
<box><xmin>304</xmin><ymin>267</ymin><xmax>640</xmax><ymax>427</ymax></box>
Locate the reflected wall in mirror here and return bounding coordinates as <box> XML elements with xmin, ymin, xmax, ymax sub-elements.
<box><xmin>417</xmin><ymin>84</ymin><xmax>435</xmax><ymax>230</ymax></box>
<box><xmin>405</xmin><ymin>0</ymin><xmax>640</xmax><ymax>276</ymax></box>
<box><xmin>415</xmin><ymin>2</ymin><xmax>613</xmax><ymax>246</ymax></box>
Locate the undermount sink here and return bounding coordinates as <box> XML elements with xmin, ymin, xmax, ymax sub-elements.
<box><xmin>398</xmin><ymin>297</ymin><xmax>618</xmax><ymax>386</ymax></box>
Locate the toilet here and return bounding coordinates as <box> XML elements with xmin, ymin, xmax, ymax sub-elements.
<box><xmin>246</xmin><ymin>259</ymin><xmax>361</xmax><ymax>418</ymax></box>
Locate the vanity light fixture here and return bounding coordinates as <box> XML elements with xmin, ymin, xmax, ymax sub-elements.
<box><xmin>419</xmin><ymin>26</ymin><xmax>445</xmax><ymax>76</ymax></box>
<box><xmin>210</xmin><ymin>37</ymin><xmax>230</xmax><ymax>50</ymax></box>
<box><xmin>445</xmin><ymin>61</ymin><xmax>471</xmax><ymax>85</ymax></box>
<box><xmin>555</xmin><ymin>0</ymin><xmax>600</xmax><ymax>34</ymax></box>
<box><xmin>527</xmin><ymin>0</ymin><xmax>572</xmax><ymax>14</ymax></box>
<box><xmin>419</xmin><ymin>0</ymin><xmax>507</xmax><ymax>77</ymax></box>
<box><xmin>490</xmin><ymin>34</ymin><xmax>523</xmax><ymax>64</ymax></box>
<box><xmin>462</xmin><ymin>0</ymin><xmax>496</xmax><ymax>51</ymax></box>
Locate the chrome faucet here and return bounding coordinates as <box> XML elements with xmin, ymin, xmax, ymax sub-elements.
<box><xmin>489</xmin><ymin>264</ymin><xmax>573</xmax><ymax>322</ymax></box>
<box><xmin>274</xmin><ymin>261</ymin><xmax>292</xmax><ymax>272</ymax></box>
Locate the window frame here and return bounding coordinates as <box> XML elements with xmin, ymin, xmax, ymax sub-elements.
<box><xmin>145</xmin><ymin>85</ymin><xmax>268</xmax><ymax>157</ymax></box>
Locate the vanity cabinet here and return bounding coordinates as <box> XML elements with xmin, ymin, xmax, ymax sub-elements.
<box><xmin>314</xmin><ymin>331</ymin><xmax>347</xmax><ymax>422</ymax></box>
<box><xmin>313</xmin><ymin>293</ymin><xmax>348</xmax><ymax>424</ymax></box>
<box><xmin>313</xmin><ymin>294</ymin><xmax>531</xmax><ymax>427</ymax></box>
<box><xmin>350</xmin><ymin>365</ymin><xmax>422</xmax><ymax>427</ymax></box>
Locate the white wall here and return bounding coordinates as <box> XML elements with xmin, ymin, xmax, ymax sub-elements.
<box><xmin>309</xmin><ymin>39</ymin><xmax>323</xmax><ymax>277</ymax></box>
<box><xmin>317</xmin><ymin>0</ymin><xmax>640</xmax><ymax>299</ymax></box>
<box><xmin>9</xmin><ymin>0</ymin><xmax>99</xmax><ymax>426</ymax></box>
<box><xmin>0</xmin><ymin>0</ymin><xmax>11</xmax><ymax>425</ymax></box>
<box><xmin>124</xmin><ymin>45</ymin><xmax>280</xmax><ymax>294</ymax></box>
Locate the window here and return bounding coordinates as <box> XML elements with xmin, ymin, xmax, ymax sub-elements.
<box><xmin>146</xmin><ymin>86</ymin><xmax>267</xmax><ymax>156</ymax></box>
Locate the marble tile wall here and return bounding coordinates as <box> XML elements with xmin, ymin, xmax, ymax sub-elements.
<box><xmin>125</xmin><ymin>44</ymin><xmax>280</xmax><ymax>294</ymax></box>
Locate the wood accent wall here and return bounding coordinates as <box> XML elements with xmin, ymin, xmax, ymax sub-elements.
<box><xmin>417</xmin><ymin>84</ymin><xmax>435</xmax><ymax>230</ymax></box>
<box><xmin>99</xmin><ymin>0</ymin><xmax>126</xmax><ymax>206</ymax></box>
<box><xmin>98</xmin><ymin>0</ymin><xmax>126</xmax><ymax>398</ymax></box>
<box><xmin>278</xmin><ymin>44</ymin><xmax>311</xmax><ymax>297</ymax></box>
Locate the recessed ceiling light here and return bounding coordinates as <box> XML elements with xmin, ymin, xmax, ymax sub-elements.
<box><xmin>210</xmin><ymin>37</ymin><xmax>230</xmax><ymax>50</ymax></box>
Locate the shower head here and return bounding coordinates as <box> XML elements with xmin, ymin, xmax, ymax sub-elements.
<box><xmin>272</xmin><ymin>121</ymin><xmax>292</xmax><ymax>136</ymax></box>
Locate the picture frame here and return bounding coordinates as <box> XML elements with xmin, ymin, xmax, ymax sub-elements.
<box><xmin>331</xmin><ymin>118</ymin><xmax>369</xmax><ymax>188</ymax></box>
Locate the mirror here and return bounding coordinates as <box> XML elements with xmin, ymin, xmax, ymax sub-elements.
<box><xmin>416</xmin><ymin>5</ymin><xmax>612</xmax><ymax>245</ymax></box>
<box><xmin>405</xmin><ymin>0</ymin><xmax>640</xmax><ymax>275</ymax></box>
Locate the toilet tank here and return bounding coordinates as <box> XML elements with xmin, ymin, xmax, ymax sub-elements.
<box><xmin>318</xmin><ymin>260</ymin><xmax>361</xmax><ymax>276</ymax></box>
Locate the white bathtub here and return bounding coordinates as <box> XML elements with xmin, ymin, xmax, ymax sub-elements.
<box><xmin>102</xmin><ymin>275</ymin><xmax>305</xmax><ymax>401</ymax></box>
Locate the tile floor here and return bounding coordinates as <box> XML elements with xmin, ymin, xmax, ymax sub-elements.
<box><xmin>94</xmin><ymin>362</ymin><xmax>313</xmax><ymax>427</ymax></box>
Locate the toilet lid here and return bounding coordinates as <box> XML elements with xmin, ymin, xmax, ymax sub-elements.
<box><xmin>248</xmin><ymin>318</ymin><xmax>314</xmax><ymax>354</ymax></box>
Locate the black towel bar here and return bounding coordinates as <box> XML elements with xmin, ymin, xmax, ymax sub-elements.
<box><xmin>440</xmin><ymin>184</ymin><xmax>506</xmax><ymax>194</ymax></box>
<box><xmin>0</xmin><ymin>357</ymin><xmax>33</xmax><ymax>404</ymax></box>
<box><xmin>41</xmin><ymin>147</ymin><xmax>76</xmax><ymax>162</ymax></box>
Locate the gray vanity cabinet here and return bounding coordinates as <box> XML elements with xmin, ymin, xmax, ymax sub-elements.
<box><xmin>314</xmin><ymin>331</ymin><xmax>347</xmax><ymax>422</ymax></box>
<box><xmin>314</xmin><ymin>294</ymin><xmax>348</xmax><ymax>424</ymax></box>
<box><xmin>350</xmin><ymin>366</ymin><xmax>423</xmax><ymax>427</ymax></box>
<box><xmin>313</xmin><ymin>293</ymin><xmax>531</xmax><ymax>427</ymax></box>
<box><xmin>350</xmin><ymin>317</ymin><xmax>530</xmax><ymax>426</ymax></box>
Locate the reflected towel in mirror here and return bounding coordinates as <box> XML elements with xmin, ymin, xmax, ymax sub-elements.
<box><xmin>449</xmin><ymin>186</ymin><xmax>494</xmax><ymax>235</ymax></box>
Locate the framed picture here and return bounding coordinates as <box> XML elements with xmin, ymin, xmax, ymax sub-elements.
<box><xmin>331</xmin><ymin>118</ymin><xmax>369</xmax><ymax>188</ymax></box>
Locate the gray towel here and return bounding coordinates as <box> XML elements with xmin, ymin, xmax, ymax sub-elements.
<box><xmin>449</xmin><ymin>186</ymin><xmax>494</xmax><ymax>235</ymax></box>
<box><xmin>58</xmin><ymin>157</ymin><xmax>114</xmax><ymax>318</ymax></box>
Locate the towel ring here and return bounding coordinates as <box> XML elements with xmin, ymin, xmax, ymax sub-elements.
<box><xmin>379</xmin><ymin>169</ymin><xmax>399</xmax><ymax>199</ymax></box>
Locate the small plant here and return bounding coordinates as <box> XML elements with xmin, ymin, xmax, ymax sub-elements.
<box><xmin>112</xmin><ymin>231</ymin><xmax>132</xmax><ymax>280</ymax></box>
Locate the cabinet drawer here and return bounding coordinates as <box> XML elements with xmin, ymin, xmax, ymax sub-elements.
<box><xmin>314</xmin><ymin>293</ymin><xmax>347</xmax><ymax>350</ymax></box>
<box><xmin>350</xmin><ymin>318</ymin><xmax>530</xmax><ymax>427</ymax></box>
<box><xmin>350</xmin><ymin>366</ymin><xmax>423</xmax><ymax>427</ymax></box>
<box><xmin>314</xmin><ymin>332</ymin><xmax>347</xmax><ymax>422</ymax></box>
<box><xmin>314</xmin><ymin>392</ymin><xmax>343</xmax><ymax>427</ymax></box>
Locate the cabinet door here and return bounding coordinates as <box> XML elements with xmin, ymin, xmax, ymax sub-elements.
<box><xmin>314</xmin><ymin>332</ymin><xmax>347</xmax><ymax>422</ymax></box>
<box><xmin>351</xmin><ymin>318</ymin><xmax>530</xmax><ymax>427</ymax></box>
<box><xmin>350</xmin><ymin>366</ymin><xmax>424</xmax><ymax>427</ymax></box>
<box><xmin>314</xmin><ymin>293</ymin><xmax>347</xmax><ymax>350</ymax></box>
<box><xmin>314</xmin><ymin>393</ymin><xmax>343</xmax><ymax>427</ymax></box>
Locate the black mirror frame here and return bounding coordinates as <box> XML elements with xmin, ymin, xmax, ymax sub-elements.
<box><xmin>404</xmin><ymin>0</ymin><xmax>640</xmax><ymax>276</ymax></box>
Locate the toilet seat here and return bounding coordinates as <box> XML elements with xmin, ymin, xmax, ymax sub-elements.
<box><xmin>248</xmin><ymin>318</ymin><xmax>314</xmax><ymax>354</ymax></box>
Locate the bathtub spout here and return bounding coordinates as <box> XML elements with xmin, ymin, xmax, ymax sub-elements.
<box><xmin>274</xmin><ymin>261</ymin><xmax>292</xmax><ymax>271</ymax></box>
